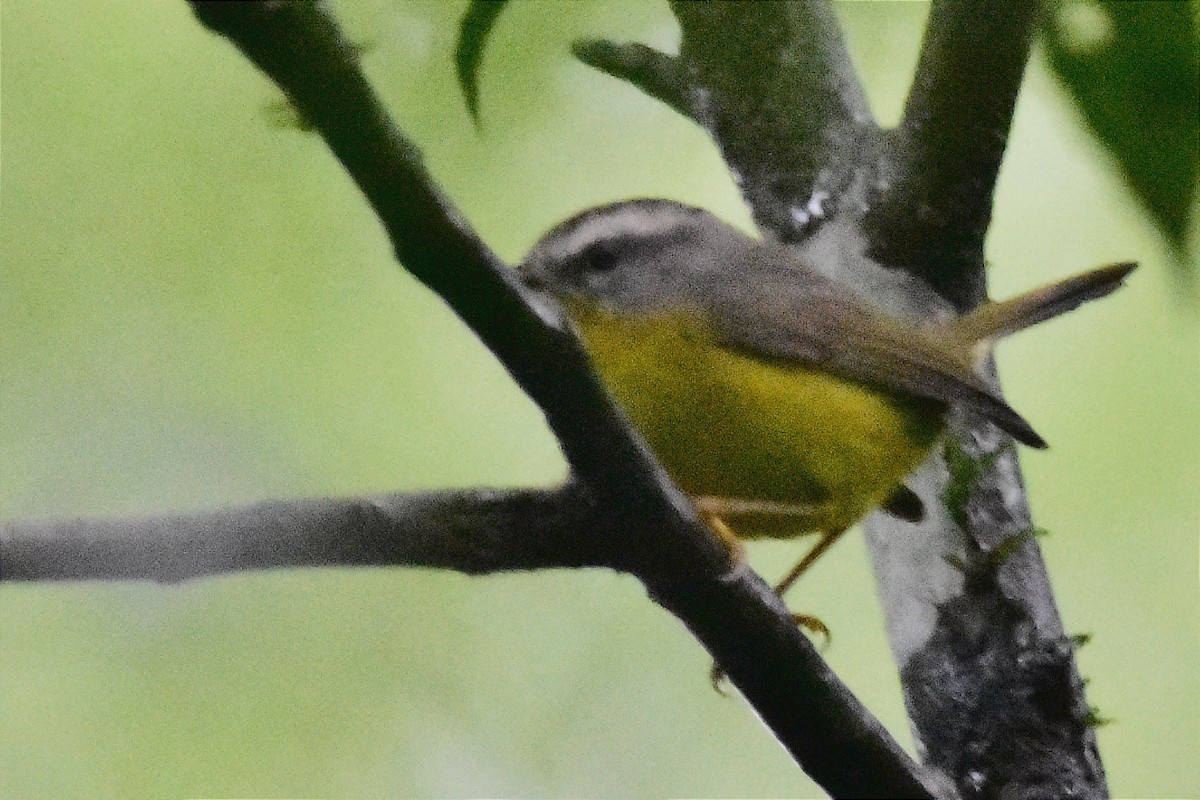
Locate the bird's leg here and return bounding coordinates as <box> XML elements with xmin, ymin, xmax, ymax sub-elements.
<box><xmin>694</xmin><ymin>501</ymin><xmax>746</xmax><ymax>565</ymax></box>
<box><xmin>694</xmin><ymin>496</ymin><xmax>826</xmax><ymax>522</ymax></box>
<box><xmin>693</xmin><ymin>495</ymin><xmax>835</xmax><ymax>595</ymax></box>
<box><xmin>710</xmin><ymin>528</ymin><xmax>841</xmax><ymax>690</ymax></box>
<box><xmin>695</xmin><ymin>497</ymin><xmax>835</xmax><ymax>691</ymax></box>
<box><xmin>693</xmin><ymin>496</ymin><xmax>825</xmax><ymax>551</ymax></box>
<box><xmin>774</xmin><ymin>526</ymin><xmax>850</xmax><ymax>600</ymax></box>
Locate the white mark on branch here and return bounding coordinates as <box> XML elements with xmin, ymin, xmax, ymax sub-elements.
<box><xmin>790</xmin><ymin>190</ymin><xmax>829</xmax><ymax>226</ymax></box>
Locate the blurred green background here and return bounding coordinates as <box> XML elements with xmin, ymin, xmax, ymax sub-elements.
<box><xmin>2</xmin><ymin>1</ymin><xmax>1196</xmax><ymax>797</ymax></box>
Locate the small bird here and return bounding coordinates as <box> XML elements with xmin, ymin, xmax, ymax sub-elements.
<box><xmin>520</xmin><ymin>199</ymin><xmax>1135</xmax><ymax>598</ymax></box>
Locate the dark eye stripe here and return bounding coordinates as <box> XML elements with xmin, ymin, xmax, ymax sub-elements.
<box><xmin>583</xmin><ymin>242</ymin><xmax>620</xmax><ymax>272</ymax></box>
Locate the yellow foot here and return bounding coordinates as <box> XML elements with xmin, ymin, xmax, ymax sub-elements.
<box><xmin>698</xmin><ymin>510</ymin><xmax>746</xmax><ymax>564</ymax></box>
<box><xmin>794</xmin><ymin>612</ymin><xmax>831</xmax><ymax>647</ymax></box>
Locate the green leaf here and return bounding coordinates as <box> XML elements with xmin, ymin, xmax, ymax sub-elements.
<box><xmin>1044</xmin><ymin>0</ymin><xmax>1199</xmax><ymax>271</ymax></box>
<box><xmin>455</xmin><ymin>0</ymin><xmax>512</xmax><ymax>125</ymax></box>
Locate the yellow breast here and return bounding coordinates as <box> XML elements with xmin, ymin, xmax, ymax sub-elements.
<box><xmin>570</xmin><ymin>305</ymin><xmax>944</xmax><ymax>537</ymax></box>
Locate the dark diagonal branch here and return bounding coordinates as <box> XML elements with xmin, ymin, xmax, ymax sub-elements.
<box><xmin>0</xmin><ymin>485</ymin><xmax>601</xmax><ymax>584</ymax></box>
<box><xmin>165</xmin><ymin>3</ymin><xmax>938</xmax><ymax>797</ymax></box>
<box><xmin>865</xmin><ymin>0</ymin><xmax>1043</xmax><ymax>304</ymax></box>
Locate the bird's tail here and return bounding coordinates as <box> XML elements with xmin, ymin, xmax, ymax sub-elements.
<box><xmin>950</xmin><ymin>261</ymin><xmax>1136</xmax><ymax>348</ymax></box>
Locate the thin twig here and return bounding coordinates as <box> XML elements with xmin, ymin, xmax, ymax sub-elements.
<box><xmin>0</xmin><ymin>485</ymin><xmax>602</xmax><ymax>583</ymax></box>
<box><xmin>572</xmin><ymin>40</ymin><xmax>694</xmax><ymax>120</ymax></box>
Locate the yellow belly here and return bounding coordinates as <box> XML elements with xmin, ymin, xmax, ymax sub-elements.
<box><xmin>572</xmin><ymin>306</ymin><xmax>945</xmax><ymax>537</ymax></box>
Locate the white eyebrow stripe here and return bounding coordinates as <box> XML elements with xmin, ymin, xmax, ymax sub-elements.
<box><xmin>544</xmin><ymin>200</ymin><xmax>703</xmax><ymax>262</ymax></box>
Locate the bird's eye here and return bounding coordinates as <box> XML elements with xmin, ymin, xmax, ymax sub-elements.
<box><xmin>582</xmin><ymin>241</ymin><xmax>619</xmax><ymax>273</ymax></box>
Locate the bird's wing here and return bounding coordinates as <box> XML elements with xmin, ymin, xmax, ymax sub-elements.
<box><xmin>708</xmin><ymin>269</ymin><xmax>1047</xmax><ymax>448</ymax></box>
